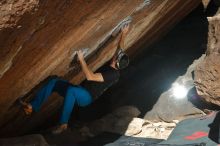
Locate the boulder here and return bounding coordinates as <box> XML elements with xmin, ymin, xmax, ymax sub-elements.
<box><xmin>194</xmin><ymin>8</ymin><xmax>220</xmax><ymax>106</ymax></box>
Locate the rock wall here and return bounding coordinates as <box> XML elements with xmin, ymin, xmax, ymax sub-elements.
<box><xmin>0</xmin><ymin>0</ymin><xmax>39</xmax><ymax>30</ymax></box>
<box><xmin>195</xmin><ymin>6</ymin><xmax>220</xmax><ymax>106</ymax></box>
<box><xmin>0</xmin><ymin>0</ymin><xmax>200</xmax><ymax>136</ymax></box>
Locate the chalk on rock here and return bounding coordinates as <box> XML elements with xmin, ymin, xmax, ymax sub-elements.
<box><xmin>80</xmin><ymin>48</ymin><xmax>90</xmax><ymax>57</ymax></box>
<box><xmin>111</xmin><ymin>16</ymin><xmax>132</xmax><ymax>37</ymax></box>
<box><xmin>71</xmin><ymin>48</ymin><xmax>90</xmax><ymax>60</ymax></box>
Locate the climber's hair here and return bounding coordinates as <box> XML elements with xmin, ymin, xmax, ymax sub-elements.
<box><xmin>116</xmin><ymin>52</ymin><xmax>129</xmax><ymax>70</ymax></box>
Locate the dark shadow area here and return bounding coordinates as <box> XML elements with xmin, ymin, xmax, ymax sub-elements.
<box><xmin>187</xmin><ymin>87</ymin><xmax>220</xmax><ymax>111</ymax></box>
<box><xmin>209</xmin><ymin>112</ymin><xmax>220</xmax><ymax>143</ymax></box>
<box><xmin>0</xmin><ymin>76</ymin><xmax>62</xmax><ymax>137</ymax></box>
<box><xmin>206</xmin><ymin>0</ymin><xmax>220</xmax><ymax>16</ymax></box>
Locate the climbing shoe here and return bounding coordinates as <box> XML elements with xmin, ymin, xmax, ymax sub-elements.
<box><xmin>19</xmin><ymin>99</ymin><xmax>33</xmax><ymax>115</ymax></box>
<box><xmin>52</xmin><ymin>124</ymin><xmax>68</xmax><ymax>134</ymax></box>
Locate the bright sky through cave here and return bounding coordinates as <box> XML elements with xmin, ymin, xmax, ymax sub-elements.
<box><xmin>172</xmin><ymin>83</ymin><xmax>188</xmax><ymax>99</ymax></box>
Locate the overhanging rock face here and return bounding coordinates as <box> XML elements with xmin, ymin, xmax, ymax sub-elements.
<box><xmin>0</xmin><ymin>0</ymin><xmax>200</xmax><ymax>136</ymax></box>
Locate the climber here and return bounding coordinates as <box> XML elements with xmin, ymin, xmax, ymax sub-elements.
<box><xmin>20</xmin><ymin>24</ymin><xmax>130</xmax><ymax>134</ymax></box>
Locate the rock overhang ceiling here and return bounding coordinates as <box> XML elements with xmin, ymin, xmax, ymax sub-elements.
<box><xmin>0</xmin><ymin>0</ymin><xmax>200</xmax><ymax>136</ymax></box>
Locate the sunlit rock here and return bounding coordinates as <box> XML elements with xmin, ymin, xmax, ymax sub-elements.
<box><xmin>194</xmin><ymin>8</ymin><xmax>220</xmax><ymax>106</ymax></box>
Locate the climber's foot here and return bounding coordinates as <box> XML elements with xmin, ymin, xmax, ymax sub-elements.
<box><xmin>52</xmin><ymin>124</ymin><xmax>68</xmax><ymax>134</ymax></box>
<box><xmin>22</xmin><ymin>103</ymin><xmax>33</xmax><ymax>116</ymax></box>
<box><xmin>18</xmin><ymin>98</ymin><xmax>33</xmax><ymax>115</ymax></box>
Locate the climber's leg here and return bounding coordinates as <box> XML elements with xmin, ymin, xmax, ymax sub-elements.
<box><xmin>30</xmin><ymin>78</ymin><xmax>58</xmax><ymax>112</ymax></box>
<box><xmin>75</xmin><ymin>86</ymin><xmax>92</xmax><ymax>107</ymax></box>
<box><xmin>53</xmin><ymin>86</ymin><xmax>92</xmax><ymax>134</ymax></box>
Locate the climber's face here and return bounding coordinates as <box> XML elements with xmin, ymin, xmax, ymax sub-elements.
<box><xmin>110</xmin><ymin>55</ymin><xmax>118</xmax><ymax>70</ymax></box>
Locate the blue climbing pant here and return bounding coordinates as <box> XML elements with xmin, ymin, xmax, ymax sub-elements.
<box><xmin>30</xmin><ymin>78</ymin><xmax>92</xmax><ymax>124</ymax></box>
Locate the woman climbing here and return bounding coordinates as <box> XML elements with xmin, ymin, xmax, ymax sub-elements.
<box><xmin>21</xmin><ymin>24</ymin><xmax>130</xmax><ymax>134</ymax></box>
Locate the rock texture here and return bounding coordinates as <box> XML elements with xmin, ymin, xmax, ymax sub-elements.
<box><xmin>0</xmin><ymin>0</ymin><xmax>200</xmax><ymax>136</ymax></box>
<box><xmin>194</xmin><ymin>7</ymin><xmax>220</xmax><ymax>106</ymax></box>
<box><xmin>0</xmin><ymin>0</ymin><xmax>39</xmax><ymax>30</ymax></box>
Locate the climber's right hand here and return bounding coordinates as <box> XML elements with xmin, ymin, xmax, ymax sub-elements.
<box><xmin>77</xmin><ymin>50</ymin><xmax>84</xmax><ymax>60</ymax></box>
<box><xmin>121</xmin><ymin>24</ymin><xmax>129</xmax><ymax>35</ymax></box>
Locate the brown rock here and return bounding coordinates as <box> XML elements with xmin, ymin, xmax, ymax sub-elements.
<box><xmin>0</xmin><ymin>0</ymin><xmax>39</xmax><ymax>30</ymax></box>
<box><xmin>194</xmin><ymin>10</ymin><xmax>220</xmax><ymax>106</ymax></box>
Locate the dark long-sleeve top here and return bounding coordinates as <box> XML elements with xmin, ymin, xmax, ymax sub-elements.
<box><xmin>53</xmin><ymin>66</ymin><xmax>120</xmax><ymax>100</ymax></box>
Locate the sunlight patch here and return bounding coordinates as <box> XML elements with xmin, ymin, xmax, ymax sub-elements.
<box><xmin>172</xmin><ymin>83</ymin><xmax>188</xmax><ymax>99</ymax></box>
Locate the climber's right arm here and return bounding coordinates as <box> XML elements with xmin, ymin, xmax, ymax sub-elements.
<box><xmin>77</xmin><ymin>50</ymin><xmax>104</xmax><ymax>82</ymax></box>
